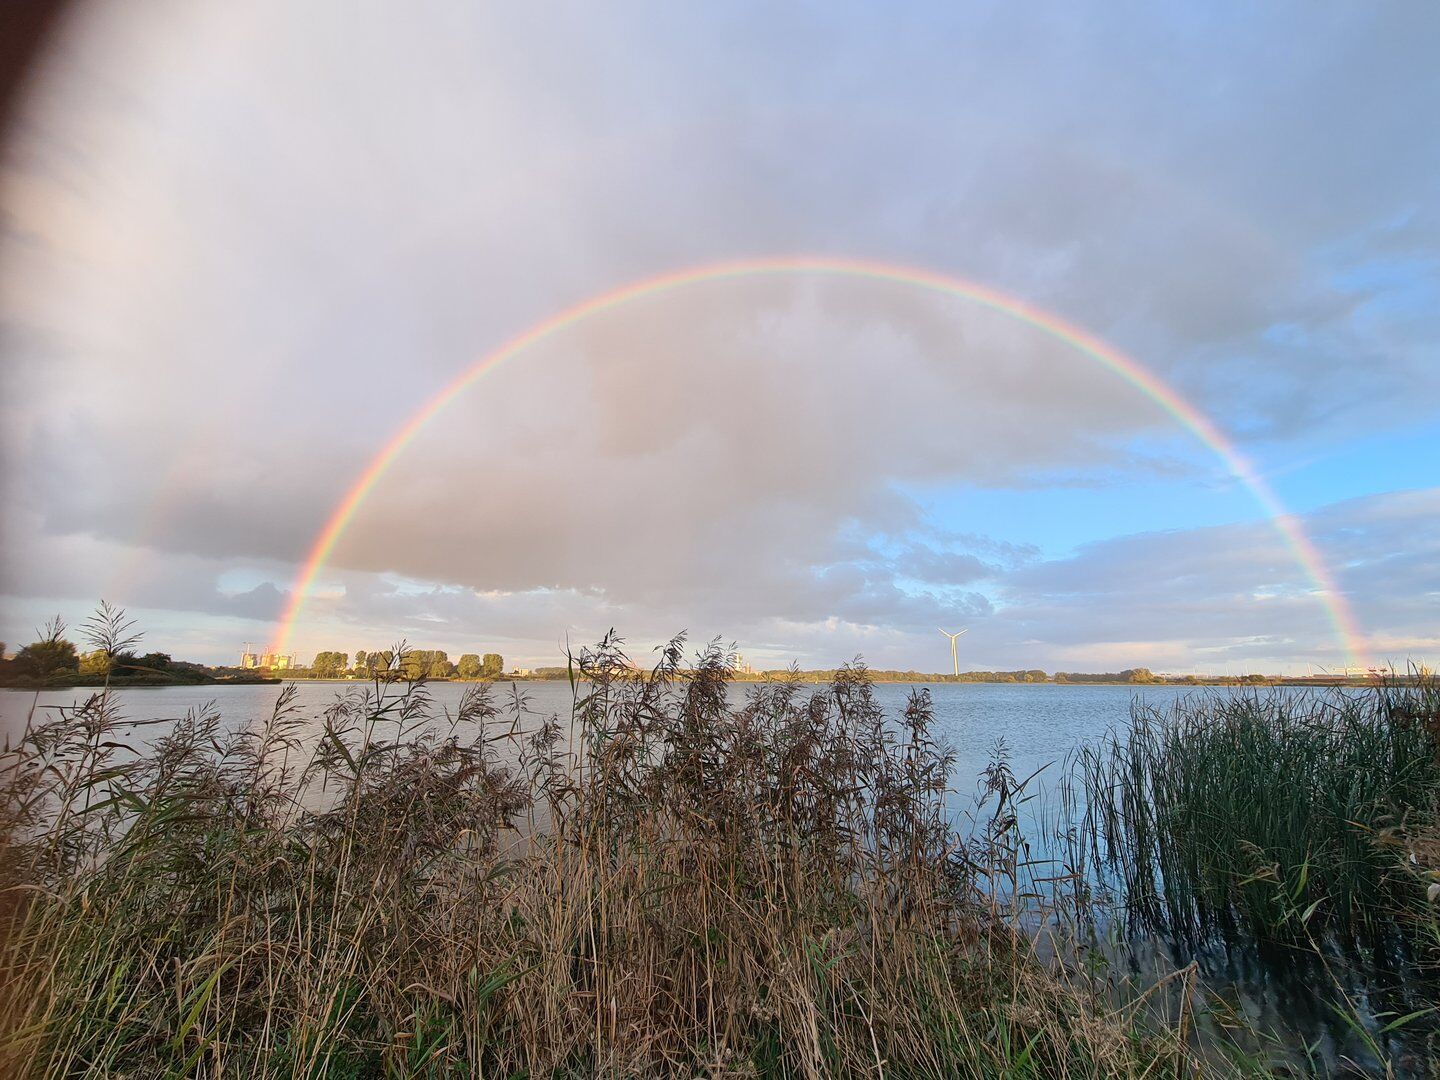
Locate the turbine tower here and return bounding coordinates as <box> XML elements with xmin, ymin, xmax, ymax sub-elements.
<box><xmin>938</xmin><ymin>627</ymin><xmax>969</xmax><ymax>677</ymax></box>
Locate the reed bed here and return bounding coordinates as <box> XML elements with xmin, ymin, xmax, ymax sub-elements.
<box><xmin>1073</xmin><ymin>678</ymin><xmax>1440</xmax><ymax>946</ymax></box>
<box><xmin>0</xmin><ymin>625</ymin><xmax>1201</xmax><ymax>1079</ymax></box>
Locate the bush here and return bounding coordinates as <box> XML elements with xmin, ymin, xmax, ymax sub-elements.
<box><xmin>0</xmin><ymin>633</ymin><xmax>1194</xmax><ymax>1078</ymax></box>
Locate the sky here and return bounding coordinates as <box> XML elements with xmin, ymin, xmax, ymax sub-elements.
<box><xmin>1</xmin><ymin>1</ymin><xmax>1437</xmax><ymax>675</ymax></box>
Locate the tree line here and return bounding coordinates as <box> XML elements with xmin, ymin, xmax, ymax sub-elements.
<box><xmin>297</xmin><ymin>649</ymin><xmax>505</xmax><ymax>680</ymax></box>
<box><xmin>0</xmin><ymin>610</ymin><xmax>1285</xmax><ymax>690</ymax></box>
<box><xmin>0</xmin><ymin>615</ymin><xmax>221</xmax><ymax>687</ymax></box>
<box><xmin>0</xmin><ymin>613</ymin><xmax>508</xmax><ymax>686</ymax></box>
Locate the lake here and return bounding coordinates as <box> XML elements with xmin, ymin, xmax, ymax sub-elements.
<box><xmin>0</xmin><ymin>677</ymin><xmax>1322</xmax><ymax>789</ymax></box>
<box><xmin>0</xmin><ymin>676</ymin><xmax>1343</xmax><ymax>876</ymax></box>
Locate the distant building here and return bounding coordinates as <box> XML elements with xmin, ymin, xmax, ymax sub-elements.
<box><xmin>258</xmin><ymin>653</ymin><xmax>294</xmax><ymax>670</ymax></box>
<box><xmin>508</xmin><ymin>668</ymin><xmax>531</xmax><ymax>677</ymax></box>
<box><xmin>240</xmin><ymin>651</ymin><xmax>260</xmax><ymax>669</ymax></box>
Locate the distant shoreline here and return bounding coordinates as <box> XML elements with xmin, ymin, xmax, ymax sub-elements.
<box><xmin>1</xmin><ymin>672</ymin><xmax>1402</xmax><ymax>691</ymax></box>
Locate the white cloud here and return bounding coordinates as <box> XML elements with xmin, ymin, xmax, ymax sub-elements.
<box><xmin>2</xmin><ymin>1</ymin><xmax>1436</xmax><ymax>672</ymax></box>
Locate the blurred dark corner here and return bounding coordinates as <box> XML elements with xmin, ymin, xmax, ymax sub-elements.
<box><xmin>0</xmin><ymin>0</ymin><xmax>74</xmax><ymax>147</ymax></box>
<box><xmin>1</xmin><ymin>0</ymin><xmax>74</xmax><ymax>507</ymax></box>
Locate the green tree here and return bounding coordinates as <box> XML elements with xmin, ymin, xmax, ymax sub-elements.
<box><xmin>399</xmin><ymin>649</ymin><xmax>452</xmax><ymax>680</ymax></box>
<box><xmin>353</xmin><ymin>650</ymin><xmax>367</xmax><ymax>672</ymax></box>
<box><xmin>481</xmin><ymin>653</ymin><xmax>504</xmax><ymax>679</ymax></box>
<box><xmin>456</xmin><ymin>654</ymin><xmax>482</xmax><ymax>679</ymax></box>
<box><xmin>13</xmin><ymin>637</ymin><xmax>79</xmax><ymax>680</ymax></box>
<box><xmin>79</xmin><ymin>650</ymin><xmax>111</xmax><ymax>675</ymax></box>
<box><xmin>311</xmin><ymin>651</ymin><xmax>349</xmax><ymax>678</ymax></box>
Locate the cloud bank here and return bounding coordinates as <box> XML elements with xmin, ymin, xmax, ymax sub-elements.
<box><xmin>2</xmin><ymin>1</ymin><xmax>1436</xmax><ymax>672</ymax></box>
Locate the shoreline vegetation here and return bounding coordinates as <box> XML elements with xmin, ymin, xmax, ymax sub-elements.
<box><xmin>0</xmin><ymin>624</ymin><xmax>1185</xmax><ymax>1078</ymax></box>
<box><xmin>272</xmin><ymin>667</ymin><xmax>1406</xmax><ymax>688</ymax></box>
<box><xmin>2</xmin><ymin>671</ymin><xmax>1407</xmax><ymax>691</ymax></box>
<box><xmin>0</xmin><ymin>611</ymin><xmax>1407</xmax><ymax>690</ymax></box>
<box><xmin>3</xmin><ymin>670</ymin><xmax>1404</xmax><ymax>690</ymax></box>
<box><xmin>0</xmin><ymin>670</ymin><xmax>1408</xmax><ymax>691</ymax></box>
<box><xmin>0</xmin><ymin>673</ymin><xmax>1405</xmax><ymax>696</ymax></box>
<box><xmin>1</xmin><ymin>605</ymin><xmax>1438</xmax><ymax>1075</ymax></box>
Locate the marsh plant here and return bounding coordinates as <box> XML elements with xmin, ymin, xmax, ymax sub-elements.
<box><xmin>1073</xmin><ymin>679</ymin><xmax>1440</xmax><ymax>947</ymax></box>
<box><xmin>0</xmin><ymin>618</ymin><xmax>1198</xmax><ymax>1078</ymax></box>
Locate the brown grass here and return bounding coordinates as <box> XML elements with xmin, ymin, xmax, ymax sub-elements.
<box><xmin>0</xmin><ymin>625</ymin><xmax>1212</xmax><ymax>1077</ymax></box>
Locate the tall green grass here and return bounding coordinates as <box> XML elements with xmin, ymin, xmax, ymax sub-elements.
<box><xmin>1073</xmin><ymin>679</ymin><xmax>1440</xmax><ymax>944</ymax></box>
<box><xmin>0</xmin><ymin>620</ymin><xmax>1204</xmax><ymax>1078</ymax></box>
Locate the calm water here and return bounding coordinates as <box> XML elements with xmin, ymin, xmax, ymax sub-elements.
<box><xmin>0</xmin><ymin>678</ymin><xmax>1343</xmax><ymax>873</ymax></box>
<box><xmin>0</xmin><ymin>678</ymin><xmax>1347</xmax><ymax>840</ymax></box>
<box><xmin>1</xmin><ymin>678</ymin><xmax>1423</xmax><ymax>1071</ymax></box>
<box><xmin>0</xmin><ymin>678</ymin><xmax>1308</xmax><ymax>783</ymax></box>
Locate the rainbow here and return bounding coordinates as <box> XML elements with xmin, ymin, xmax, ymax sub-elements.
<box><xmin>267</xmin><ymin>256</ymin><xmax>1368</xmax><ymax>667</ymax></box>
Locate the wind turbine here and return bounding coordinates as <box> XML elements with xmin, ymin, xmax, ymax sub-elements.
<box><xmin>938</xmin><ymin>627</ymin><xmax>969</xmax><ymax>677</ymax></box>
